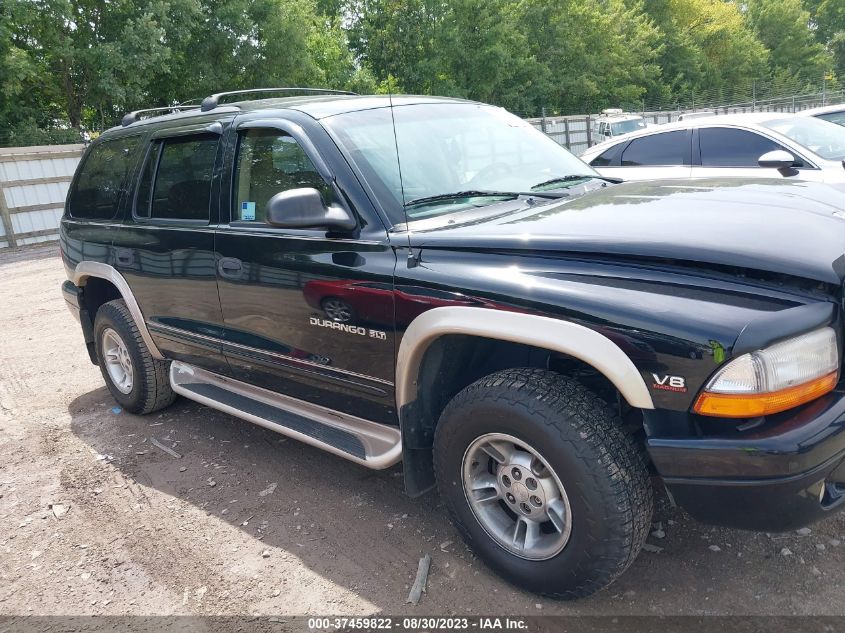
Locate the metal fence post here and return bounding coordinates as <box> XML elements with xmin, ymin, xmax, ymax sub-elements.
<box><xmin>541</xmin><ymin>107</ymin><xmax>548</xmax><ymax>134</ymax></box>
<box><xmin>563</xmin><ymin>118</ymin><xmax>571</xmax><ymax>150</ymax></box>
<box><xmin>585</xmin><ymin>116</ymin><xmax>592</xmax><ymax>147</ymax></box>
<box><xmin>0</xmin><ymin>183</ymin><xmax>16</xmax><ymax>248</ymax></box>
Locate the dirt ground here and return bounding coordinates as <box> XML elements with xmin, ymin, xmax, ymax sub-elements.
<box><xmin>2</xmin><ymin>243</ymin><xmax>845</xmax><ymax>618</ymax></box>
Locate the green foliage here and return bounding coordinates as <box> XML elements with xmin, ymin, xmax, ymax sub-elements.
<box><xmin>0</xmin><ymin>0</ymin><xmax>843</xmax><ymax>146</ymax></box>
<box><xmin>746</xmin><ymin>0</ymin><xmax>832</xmax><ymax>87</ymax></box>
<box><xmin>807</xmin><ymin>0</ymin><xmax>845</xmax><ymax>79</ymax></box>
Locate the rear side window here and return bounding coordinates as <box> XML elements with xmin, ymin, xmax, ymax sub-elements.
<box><xmin>589</xmin><ymin>143</ymin><xmax>623</xmax><ymax>166</ymax></box>
<box><xmin>68</xmin><ymin>136</ymin><xmax>140</xmax><ymax>219</ymax></box>
<box><xmin>620</xmin><ymin>131</ymin><xmax>687</xmax><ymax>166</ymax></box>
<box><xmin>135</xmin><ymin>135</ymin><xmax>219</xmax><ymax>221</ymax></box>
<box><xmin>698</xmin><ymin>128</ymin><xmax>783</xmax><ymax>167</ymax></box>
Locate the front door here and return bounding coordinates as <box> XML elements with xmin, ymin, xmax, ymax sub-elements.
<box><xmin>690</xmin><ymin>126</ymin><xmax>821</xmax><ymax>181</ymax></box>
<box><xmin>214</xmin><ymin>119</ymin><xmax>398</xmax><ymax>424</ymax></box>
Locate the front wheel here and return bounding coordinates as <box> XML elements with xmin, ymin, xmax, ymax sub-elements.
<box><xmin>433</xmin><ymin>368</ymin><xmax>652</xmax><ymax>599</ymax></box>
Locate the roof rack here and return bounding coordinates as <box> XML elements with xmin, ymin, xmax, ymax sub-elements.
<box><xmin>200</xmin><ymin>87</ymin><xmax>357</xmax><ymax>112</ymax></box>
<box><xmin>121</xmin><ymin>105</ymin><xmax>200</xmax><ymax>127</ymax></box>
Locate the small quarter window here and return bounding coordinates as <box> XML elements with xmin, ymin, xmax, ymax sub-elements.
<box><xmin>68</xmin><ymin>136</ymin><xmax>140</xmax><ymax>219</ymax></box>
<box><xmin>233</xmin><ymin>129</ymin><xmax>331</xmax><ymax>223</ymax></box>
<box><xmin>136</xmin><ymin>135</ymin><xmax>218</xmax><ymax>221</ymax></box>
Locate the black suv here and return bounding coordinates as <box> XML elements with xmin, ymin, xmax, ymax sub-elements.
<box><xmin>60</xmin><ymin>88</ymin><xmax>845</xmax><ymax>599</ymax></box>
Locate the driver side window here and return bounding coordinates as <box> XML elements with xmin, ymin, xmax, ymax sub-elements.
<box><xmin>233</xmin><ymin>129</ymin><xmax>332</xmax><ymax>223</ymax></box>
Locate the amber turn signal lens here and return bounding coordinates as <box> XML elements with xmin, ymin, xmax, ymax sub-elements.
<box><xmin>693</xmin><ymin>371</ymin><xmax>839</xmax><ymax>418</ymax></box>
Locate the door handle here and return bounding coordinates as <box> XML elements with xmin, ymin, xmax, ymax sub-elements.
<box><xmin>218</xmin><ymin>257</ymin><xmax>243</xmax><ymax>278</ymax></box>
<box><xmin>116</xmin><ymin>248</ymin><xmax>133</xmax><ymax>266</ymax></box>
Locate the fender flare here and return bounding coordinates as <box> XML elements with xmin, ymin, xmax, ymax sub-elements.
<box><xmin>395</xmin><ymin>307</ymin><xmax>655</xmax><ymax>410</ymax></box>
<box><xmin>71</xmin><ymin>262</ymin><xmax>165</xmax><ymax>359</ymax></box>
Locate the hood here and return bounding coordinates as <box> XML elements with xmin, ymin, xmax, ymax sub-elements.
<box><xmin>409</xmin><ymin>179</ymin><xmax>845</xmax><ymax>285</ymax></box>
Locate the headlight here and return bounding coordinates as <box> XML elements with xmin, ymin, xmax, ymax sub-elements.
<box><xmin>693</xmin><ymin>327</ymin><xmax>839</xmax><ymax>418</ymax></box>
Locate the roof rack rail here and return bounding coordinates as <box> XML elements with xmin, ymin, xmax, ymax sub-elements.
<box><xmin>200</xmin><ymin>87</ymin><xmax>357</xmax><ymax>112</ymax></box>
<box><xmin>121</xmin><ymin>105</ymin><xmax>200</xmax><ymax>127</ymax></box>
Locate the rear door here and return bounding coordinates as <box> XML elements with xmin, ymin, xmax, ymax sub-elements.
<box><xmin>111</xmin><ymin>120</ymin><xmax>230</xmax><ymax>375</ymax></box>
<box><xmin>596</xmin><ymin>130</ymin><xmax>691</xmax><ymax>181</ymax></box>
<box><xmin>214</xmin><ymin>115</ymin><xmax>398</xmax><ymax>424</ymax></box>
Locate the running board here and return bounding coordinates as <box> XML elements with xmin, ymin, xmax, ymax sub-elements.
<box><xmin>169</xmin><ymin>361</ymin><xmax>402</xmax><ymax>469</ymax></box>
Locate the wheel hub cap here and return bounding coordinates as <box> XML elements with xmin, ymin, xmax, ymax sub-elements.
<box><xmin>102</xmin><ymin>327</ymin><xmax>133</xmax><ymax>394</ymax></box>
<box><xmin>462</xmin><ymin>432</ymin><xmax>572</xmax><ymax>560</ymax></box>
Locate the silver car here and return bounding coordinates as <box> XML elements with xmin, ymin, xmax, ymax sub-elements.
<box><xmin>580</xmin><ymin>113</ymin><xmax>845</xmax><ymax>184</ymax></box>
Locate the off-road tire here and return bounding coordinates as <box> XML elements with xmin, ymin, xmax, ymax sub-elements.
<box><xmin>433</xmin><ymin>368</ymin><xmax>652</xmax><ymax>599</ymax></box>
<box><xmin>94</xmin><ymin>299</ymin><xmax>176</xmax><ymax>415</ymax></box>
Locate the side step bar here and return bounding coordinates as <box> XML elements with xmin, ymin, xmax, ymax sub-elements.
<box><xmin>169</xmin><ymin>361</ymin><xmax>402</xmax><ymax>469</ymax></box>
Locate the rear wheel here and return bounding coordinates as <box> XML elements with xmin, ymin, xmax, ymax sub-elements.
<box><xmin>94</xmin><ymin>299</ymin><xmax>176</xmax><ymax>415</ymax></box>
<box><xmin>433</xmin><ymin>368</ymin><xmax>652</xmax><ymax>599</ymax></box>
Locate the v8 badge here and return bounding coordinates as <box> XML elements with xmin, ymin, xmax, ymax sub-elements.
<box><xmin>651</xmin><ymin>373</ymin><xmax>687</xmax><ymax>393</ymax></box>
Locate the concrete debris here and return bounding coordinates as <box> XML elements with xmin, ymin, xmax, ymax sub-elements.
<box><xmin>796</xmin><ymin>527</ymin><xmax>812</xmax><ymax>536</ymax></box>
<box><xmin>781</xmin><ymin>547</ymin><xmax>793</xmax><ymax>556</ymax></box>
<box><xmin>258</xmin><ymin>483</ymin><xmax>277</xmax><ymax>497</ymax></box>
<box><xmin>406</xmin><ymin>554</ymin><xmax>432</xmax><ymax>605</ymax></box>
<box><xmin>708</xmin><ymin>545</ymin><xmax>721</xmax><ymax>552</ymax></box>
<box><xmin>150</xmin><ymin>438</ymin><xmax>182</xmax><ymax>459</ymax></box>
<box><xmin>50</xmin><ymin>503</ymin><xmax>69</xmax><ymax>519</ymax></box>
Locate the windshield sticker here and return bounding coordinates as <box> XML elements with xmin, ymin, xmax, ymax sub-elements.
<box><xmin>241</xmin><ymin>201</ymin><xmax>256</xmax><ymax>221</ymax></box>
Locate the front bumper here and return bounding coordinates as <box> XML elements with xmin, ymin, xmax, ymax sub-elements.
<box><xmin>647</xmin><ymin>387</ymin><xmax>845</xmax><ymax>531</ymax></box>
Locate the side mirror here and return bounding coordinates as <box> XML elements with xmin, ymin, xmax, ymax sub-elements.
<box><xmin>266</xmin><ymin>188</ymin><xmax>356</xmax><ymax>232</ymax></box>
<box><xmin>758</xmin><ymin>150</ymin><xmax>796</xmax><ymax>169</ymax></box>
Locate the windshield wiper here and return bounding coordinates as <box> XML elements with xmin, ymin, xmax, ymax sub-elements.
<box><xmin>531</xmin><ymin>174</ymin><xmax>622</xmax><ymax>190</ymax></box>
<box><xmin>405</xmin><ymin>189</ymin><xmax>565</xmax><ymax>208</ymax></box>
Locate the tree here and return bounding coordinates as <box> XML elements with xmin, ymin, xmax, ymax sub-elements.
<box><xmin>4</xmin><ymin>0</ymin><xmax>199</xmax><ymax>129</ymax></box>
<box><xmin>516</xmin><ymin>0</ymin><xmax>664</xmax><ymax>113</ymax></box>
<box><xmin>807</xmin><ymin>0</ymin><xmax>845</xmax><ymax>80</ymax></box>
<box><xmin>644</xmin><ymin>0</ymin><xmax>769</xmax><ymax>107</ymax></box>
<box><xmin>745</xmin><ymin>0</ymin><xmax>832</xmax><ymax>89</ymax></box>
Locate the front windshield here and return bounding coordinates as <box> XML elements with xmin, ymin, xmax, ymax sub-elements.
<box><xmin>322</xmin><ymin>103</ymin><xmax>595</xmax><ymax>225</ymax></box>
<box><xmin>761</xmin><ymin>116</ymin><xmax>845</xmax><ymax>161</ymax></box>
<box><xmin>611</xmin><ymin>118</ymin><xmax>646</xmax><ymax>136</ymax></box>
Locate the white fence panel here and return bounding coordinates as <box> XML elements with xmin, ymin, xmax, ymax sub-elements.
<box><xmin>0</xmin><ymin>144</ymin><xmax>84</xmax><ymax>249</ymax></box>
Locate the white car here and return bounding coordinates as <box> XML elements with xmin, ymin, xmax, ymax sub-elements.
<box><xmin>580</xmin><ymin>113</ymin><xmax>845</xmax><ymax>184</ymax></box>
<box><xmin>797</xmin><ymin>103</ymin><xmax>845</xmax><ymax>127</ymax></box>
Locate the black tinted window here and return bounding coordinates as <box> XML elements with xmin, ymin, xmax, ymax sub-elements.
<box><xmin>590</xmin><ymin>143</ymin><xmax>623</xmax><ymax>166</ymax></box>
<box><xmin>699</xmin><ymin>128</ymin><xmax>782</xmax><ymax>167</ymax></box>
<box><xmin>620</xmin><ymin>131</ymin><xmax>687</xmax><ymax>166</ymax></box>
<box><xmin>68</xmin><ymin>136</ymin><xmax>140</xmax><ymax>219</ymax></box>
<box><xmin>136</xmin><ymin>135</ymin><xmax>218</xmax><ymax>221</ymax></box>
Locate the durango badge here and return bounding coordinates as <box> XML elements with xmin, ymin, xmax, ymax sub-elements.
<box><xmin>651</xmin><ymin>373</ymin><xmax>687</xmax><ymax>393</ymax></box>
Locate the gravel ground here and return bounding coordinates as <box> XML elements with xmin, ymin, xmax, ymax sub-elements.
<box><xmin>1</xmin><ymin>243</ymin><xmax>845</xmax><ymax>617</ymax></box>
